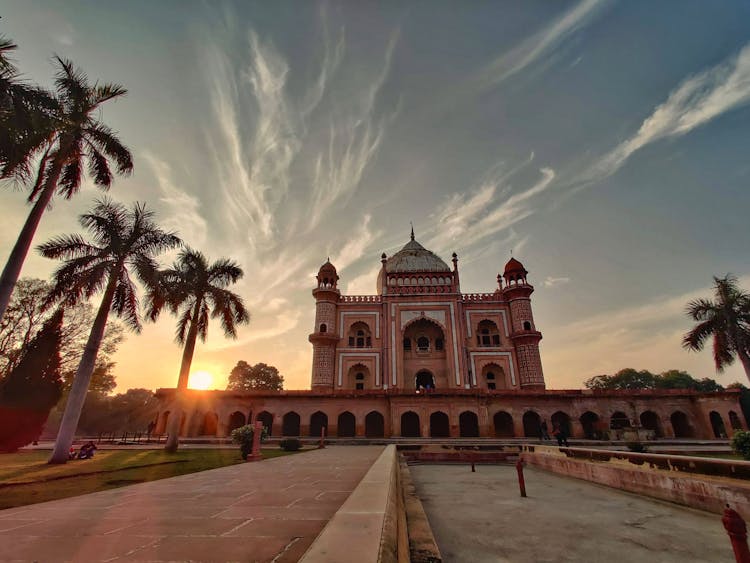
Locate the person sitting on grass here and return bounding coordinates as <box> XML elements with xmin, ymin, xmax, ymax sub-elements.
<box><xmin>77</xmin><ymin>441</ymin><xmax>98</xmax><ymax>459</ymax></box>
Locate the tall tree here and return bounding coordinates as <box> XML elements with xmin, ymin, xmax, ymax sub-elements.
<box><xmin>584</xmin><ymin>368</ymin><xmax>657</xmax><ymax>390</ymax></box>
<box><xmin>40</xmin><ymin>200</ymin><xmax>180</xmax><ymax>463</ymax></box>
<box><xmin>683</xmin><ymin>274</ymin><xmax>750</xmax><ymax>384</ymax></box>
<box><xmin>0</xmin><ymin>36</ymin><xmax>55</xmax><ymax>180</ymax></box>
<box><xmin>0</xmin><ymin>56</ymin><xmax>133</xmax><ymax>324</ymax></box>
<box><xmin>227</xmin><ymin>361</ymin><xmax>284</xmax><ymax>391</ymax></box>
<box><xmin>0</xmin><ymin>277</ymin><xmax>123</xmax><ymax>379</ymax></box>
<box><xmin>0</xmin><ymin>309</ymin><xmax>63</xmax><ymax>452</ymax></box>
<box><xmin>146</xmin><ymin>249</ymin><xmax>248</xmax><ymax>452</ymax></box>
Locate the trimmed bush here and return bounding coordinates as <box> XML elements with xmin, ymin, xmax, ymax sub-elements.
<box><xmin>230</xmin><ymin>424</ymin><xmax>268</xmax><ymax>459</ymax></box>
<box><xmin>731</xmin><ymin>430</ymin><xmax>750</xmax><ymax>460</ymax></box>
<box><xmin>279</xmin><ymin>438</ymin><xmax>302</xmax><ymax>451</ymax></box>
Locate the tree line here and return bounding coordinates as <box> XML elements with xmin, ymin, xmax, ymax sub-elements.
<box><xmin>0</xmin><ymin>36</ymin><xmax>249</xmax><ymax>462</ymax></box>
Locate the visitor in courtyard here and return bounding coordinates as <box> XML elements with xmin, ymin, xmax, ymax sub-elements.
<box><xmin>540</xmin><ymin>420</ymin><xmax>550</xmax><ymax>440</ymax></box>
<box><xmin>77</xmin><ymin>441</ymin><xmax>97</xmax><ymax>459</ymax></box>
<box><xmin>552</xmin><ymin>424</ymin><xmax>569</xmax><ymax>447</ymax></box>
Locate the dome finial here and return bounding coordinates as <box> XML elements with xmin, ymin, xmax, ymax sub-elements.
<box><xmin>410</xmin><ymin>222</ymin><xmax>415</xmax><ymax>241</ymax></box>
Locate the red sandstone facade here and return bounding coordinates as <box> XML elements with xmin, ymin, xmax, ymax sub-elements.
<box><xmin>154</xmin><ymin>237</ymin><xmax>746</xmax><ymax>441</ymax></box>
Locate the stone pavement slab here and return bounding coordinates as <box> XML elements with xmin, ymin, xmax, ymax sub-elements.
<box><xmin>0</xmin><ymin>445</ymin><xmax>383</xmax><ymax>562</ymax></box>
<box><xmin>411</xmin><ymin>464</ymin><xmax>735</xmax><ymax>563</ymax></box>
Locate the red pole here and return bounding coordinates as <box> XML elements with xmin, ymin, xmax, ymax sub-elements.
<box><xmin>516</xmin><ymin>459</ymin><xmax>527</xmax><ymax>498</ymax></box>
<box><xmin>723</xmin><ymin>505</ymin><xmax>750</xmax><ymax>563</ymax></box>
<box><xmin>319</xmin><ymin>426</ymin><xmax>326</xmax><ymax>449</ymax></box>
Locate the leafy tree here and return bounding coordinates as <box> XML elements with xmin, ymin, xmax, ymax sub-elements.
<box><xmin>227</xmin><ymin>361</ymin><xmax>284</xmax><ymax>391</ymax></box>
<box><xmin>0</xmin><ymin>278</ymin><xmax>124</xmax><ymax>382</ymax></box>
<box><xmin>0</xmin><ymin>309</ymin><xmax>63</xmax><ymax>452</ymax></box>
<box><xmin>683</xmin><ymin>274</ymin><xmax>750</xmax><ymax>383</ymax></box>
<box><xmin>0</xmin><ymin>56</ymin><xmax>133</xmax><ymax>324</ymax></box>
<box><xmin>146</xmin><ymin>248</ymin><xmax>249</xmax><ymax>452</ymax></box>
<box><xmin>40</xmin><ymin>200</ymin><xmax>180</xmax><ymax>463</ymax></box>
<box><xmin>584</xmin><ymin>368</ymin><xmax>657</xmax><ymax>390</ymax></box>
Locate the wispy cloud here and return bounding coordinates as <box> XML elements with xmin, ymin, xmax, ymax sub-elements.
<box><xmin>142</xmin><ymin>152</ymin><xmax>207</xmax><ymax>247</ymax></box>
<box><xmin>205</xmin><ymin>31</ymin><xmax>299</xmax><ymax>247</ymax></box>
<box><xmin>427</xmin><ymin>166</ymin><xmax>555</xmax><ymax>252</ymax></box>
<box><xmin>481</xmin><ymin>0</ymin><xmax>609</xmax><ymax>85</ymax></box>
<box><xmin>330</xmin><ymin>213</ymin><xmax>382</xmax><ymax>272</ymax></box>
<box><xmin>543</xmin><ymin>276</ymin><xmax>571</xmax><ymax>288</ymax></box>
<box><xmin>581</xmin><ymin>42</ymin><xmax>750</xmax><ymax>186</ymax></box>
<box><xmin>307</xmin><ymin>32</ymin><xmax>399</xmax><ymax>229</ymax></box>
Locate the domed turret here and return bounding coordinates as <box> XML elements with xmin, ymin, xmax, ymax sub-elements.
<box><xmin>316</xmin><ymin>259</ymin><xmax>339</xmax><ymax>289</ymax></box>
<box><xmin>503</xmin><ymin>257</ymin><xmax>528</xmax><ymax>285</ymax></box>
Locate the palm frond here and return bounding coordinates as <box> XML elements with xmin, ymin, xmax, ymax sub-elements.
<box><xmin>85</xmin><ymin>122</ymin><xmax>132</xmax><ymax>175</ymax></box>
<box><xmin>84</xmin><ymin>141</ymin><xmax>113</xmax><ymax>188</ymax></box>
<box><xmin>207</xmin><ymin>258</ymin><xmax>244</xmax><ymax>287</ymax></box>
<box><xmin>36</xmin><ymin>233</ymin><xmax>101</xmax><ymax>260</ymax></box>
<box><xmin>111</xmin><ymin>267</ymin><xmax>141</xmax><ymax>332</ymax></box>
<box><xmin>57</xmin><ymin>150</ymin><xmax>83</xmax><ymax>198</ymax></box>
<box><xmin>208</xmin><ymin>286</ymin><xmax>249</xmax><ymax>338</ymax></box>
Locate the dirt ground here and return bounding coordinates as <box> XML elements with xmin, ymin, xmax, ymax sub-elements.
<box><xmin>410</xmin><ymin>464</ymin><xmax>734</xmax><ymax>563</ymax></box>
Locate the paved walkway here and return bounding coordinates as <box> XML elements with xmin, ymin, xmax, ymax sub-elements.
<box><xmin>411</xmin><ymin>464</ymin><xmax>734</xmax><ymax>563</ymax></box>
<box><xmin>0</xmin><ymin>446</ymin><xmax>383</xmax><ymax>562</ymax></box>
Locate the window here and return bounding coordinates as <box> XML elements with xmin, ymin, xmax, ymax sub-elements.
<box><xmin>523</xmin><ymin>321</ymin><xmax>532</xmax><ymax>331</ymax></box>
<box><xmin>356</xmin><ymin>383</ymin><xmax>364</xmax><ymax>390</ymax></box>
<box><xmin>486</xmin><ymin>372</ymin><xmax>495</xmax><ymax>380</ymax></box>
<box><xmin>477</xmin><ymin>320</ymin><xmax>501</xmax><ymax>347</ymax></box>
<box><xmin>320</xmin><ymin>323</ymin><xmax>327</xmax><ymax>333</ymax></box>
<box><xmin>435</xmin><ymin>338</ymin><xmax>444</xmax><ymax>351</ymax></box>
<box><xmin>417</xmin><ymin>336</ymin><xmax>429</xmax><ymax>351</ymax></box>
<box><xmin>403</xmin><ymin>338</ymin><xmax>411</xmax><ymax>350</ymax></box>
<box><xmin>480</xmin><ymin>329</ymin><xmax>491</xmax><ymax>347</ymax></box>
<box><xmin>348</xmin><ymin>322</ymin><xmax>372</xmax><ymax>348</ymax></box>
<box><xmin>488</xmin><ymin>382</ymin><xmax>496</xmax><ymax>390</ymax></box>
<box><xmin>355</xmin><ymin>373</ymin><xmax>364</xmax><ymax>380</ymax></box>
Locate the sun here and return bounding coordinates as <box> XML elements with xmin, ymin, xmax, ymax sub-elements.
<box><xmin>189</xmin><ymin>370</ymin><xmax>214</xmax><ymax>390</ymax></box>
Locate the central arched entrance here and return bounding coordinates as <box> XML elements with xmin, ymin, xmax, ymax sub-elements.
<box><xmin>256</xmin><ymin>411</ymin><xmax>273</xmax><ymax>436</ymax></box>
<box><xmin>415</xmin><ymin>370</ymin><xmax>435</xmax><ymax>390</ymax></box>
<box><xmin>430</xmin><ymin>411</ymin><xmax>450</xmax><ymax>437</ymax></box>
<box><xmin>337</xmin><ymin>411</ymin><xmax>355</xmax><ymax>437</ymax></box>
<box><xmin>401</xmin><ymin>411</ymin><xmax>421</xmax><ymax>437</ymax></box>
<box><xmin>282</xmin><ymin>412</ymin><xmax>300</xmax><ymax>436</ymax></box>
<box><xmin>459</xmin><ymin>411</ymin><xmax>479</xmax><ymax>437</ymax></box>
<box><xmin>310</xmin><ymin>411</ymin><xmax>328</xmax><ymax>437</ymax></box>
<box><xmin>365</xmin><ymin>411</ymin><xmax>385</xmax><ymax>437</ymax></box>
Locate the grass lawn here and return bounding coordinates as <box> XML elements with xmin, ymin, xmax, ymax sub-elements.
<box><xmin>0</xmin><ymin>447</ymin><xmax>302</xmax><ymax>510</ymax></box>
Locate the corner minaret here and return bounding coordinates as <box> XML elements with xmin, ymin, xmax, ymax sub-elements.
<box><xmin>502</xmin><ymin>257</ymin><xmax>545</xmax><ymax>389</ymax></box>
<box><xmin>309</xmin><ymin>259</ymin><xmax>340</xmax><ymax>391</ymax></box>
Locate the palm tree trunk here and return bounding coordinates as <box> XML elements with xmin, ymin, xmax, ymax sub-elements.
<box><xmin>164</xmin><ymin>300</ymin><xmax>202</xmax><ymax>453</ymax></box>
<box><xmin>0</xmin><ymin>157</ymin><xmax>63</xmax><ymax>323</ymax></box>
<box><xmin>48</xmin><ymin>272</ymin><xmax>117</xmax><ymax>464</ymax></box>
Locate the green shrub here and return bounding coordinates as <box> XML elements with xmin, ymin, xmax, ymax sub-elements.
<box><xmin>230</xmin><ymin>424</ymin><xmax>268</xmax><ymax>458</ymax></box>
<box><xmin>731</xmin><ymin>430</ymin><xmax>750</xmax><ymax>460</ymax></box>
<box><xmin>279</xmin><ymin>438</ymin><xmax>302</xmax><ymax>451</ymax></box>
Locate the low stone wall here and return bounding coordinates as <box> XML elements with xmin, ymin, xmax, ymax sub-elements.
<box><xmin>399</xmin><ymin>458</ymin><xmax>442</xmax><ymax>563</ymax></box>
<box><xmin>300</xmin><ymin>445</ymin><xmax>403</xmax><ymax>563</ymax></box>
<box><xmin>521</xmin><ymin>445</ymin><xmax>750</xmax><ymax>518</ymax></box>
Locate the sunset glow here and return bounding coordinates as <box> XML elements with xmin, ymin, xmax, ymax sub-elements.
<box><xmin>189</xmin><ymin>371</ymin><xmax>214</xmax><ymax>390</ymax></box>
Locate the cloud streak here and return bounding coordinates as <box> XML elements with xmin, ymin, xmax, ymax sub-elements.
<box><xmin>581</xmin><ymin>42</ymin><xmax>750</xmax><ymax>186</ymax></box>
<box><xmin>307</xmin><ymin>32</ymin><xmax>399</xmax><ymax>229</ymax></box>
<box><xmin>481</xmin><ymin>0</ymin><xmax>609</xmax><ymax>85</ymax></box>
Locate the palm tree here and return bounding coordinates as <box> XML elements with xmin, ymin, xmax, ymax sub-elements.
<box><xmin>0</xmin><ymin>36</ymin><xmax>56</xmax><ymax>181</ymax></box>
<box><xmin>0</xmin><ymin>56</ymin><xmax>133</xmax><ymax>324</ymax></box>
<box><xmin>40</xmin><ymin>200</ymin><xmax>180</xmax><ymax>464</ymax></box>
<box><xmin>683</xmin><ymin>274</ymin><xmax>750</xmax><ymax>383</ymax></box>
<box><xmin>146</xmin><ymin>249</ymin><xmax>249</xmax><ymax>452</ymax></box>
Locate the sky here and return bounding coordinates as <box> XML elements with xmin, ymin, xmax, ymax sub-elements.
<box><xmin>2</xmin><ymin>0</ymin><xmax>750</xmax><ymax>392</ymax></box>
